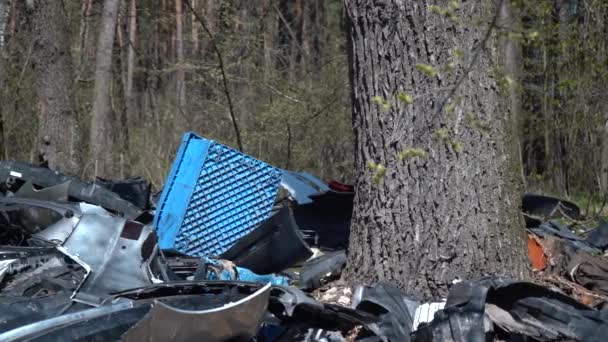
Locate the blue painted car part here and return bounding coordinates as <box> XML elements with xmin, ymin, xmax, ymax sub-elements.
<box><xmin>196</xmin><ymin>257</ymin><xmax>290</xmax><ymax>286</ymax></box>
<box><xmin>280</xmin><ymin>170</ymin><xmax>329</xmax><ymax>204</ymax></box>
<box><xmin>153</xmin><ymin>132</ymin><xmax>282</xmax><ymax>257</ymax></box>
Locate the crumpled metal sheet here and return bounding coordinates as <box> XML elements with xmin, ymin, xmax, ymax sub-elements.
<box><xmin>300</xmin><ymin>250</ymin><xmax>346</xmax><ymax>290</ymax></box>
<box><xmin>0</xmin><ymin>291</ymin><xmax>73</xmax><ymax>333</ymax></box>
<box><xmin>352</xmin><ymin>282</ymin><xmax>420</xmax><ymax>342</ymax></box>
<box><xmin>0</xmin><ymin>246</ymin><xmax>67</xmax><ymax>290</ymax></box>
<box><xmin>4</xmin><ymin>197</ymin><xmax>162</xmax><ymax>305</ymax></box>
<box><xmin>60</xmin><ymin>217</ymin><xmax>159</xmax><ymax>306</ymax></box>
<box><xmin>412</xmin><ymin>277</ymin><xmax>608</xmax><ymax>342</ymax></box>
<box><xmin>15</xmin><ymin>181</ymin><xmax>70</xmax><ymax>202</ymax></box>
<box><xmin>529</xmin><ymin>221</ymin><xmax>599</xmax><ymax>253</ymax></box>
<box><xmin>121</xmin><ymin>283</ymin><xmax>271</xmax><ymax>341</ymax></box>
<box><xmin>0</xmin><ymin>161</ymin><xmax>142</xmax><ymax>218</ymax></box>
<box><xmin>94</xmin><ymin>176</ymin><xmax>151</xmax><ymax>210</ymax></box>
<box><xmin>2</xmin><ymin>256</ymin><xmax>80</xmax><ymax>296</ymax></box>
<box><xmin>486</xmin><ymin>281</ymin><xmax>608</xmax><ymax>341</ymax></box>
<box><xmin>268</xmin><ymin>285</ymin><xmax>378</xmax><ymax>332</ymax></box>
<box><xmin>522</xmin><ymin>193</ymin><xmax>582</xmax><ymax>227</ymax></box>
<box><xmin>411</xmin><ymin>280</ymin><xmax>487</xmax><ymax>342</ymax></box>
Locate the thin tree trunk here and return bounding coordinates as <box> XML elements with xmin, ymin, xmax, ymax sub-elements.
<box><xmin>260</xmin><ymin>0</ymin><xmax>274</xmax><ymax>82</ymax></box>
<box><xmin>116</xmin><ymin>0</ymin><xmax>129</xmax><ymax>159</ymax></box>
<box><xmin>160</xmin><ymin>0</ymin><xmax>169</xmax><ymax>64</ymax></box>
<box><xmin>0</xmin><ymin>0</ymin><xmax>10</xmax><ymax>49</ymax></box>
<box><xmin>78</xmin><ymin>0</ymin><xmax>102</xmax><ymax>82</ymax></box>
<box><xmin>31</xmin><ymin>0</ymin><xmax>83</xmax><ymax>175</ymax></box>
<box><xmin>200</xmin><ymin>0</ymin><xmax>215</xmax><ymax>54</ymax></box>
<box><xmin>277</xmin><ymin>0</ymin><xmax>292</xmax><ymax>73</ymax></box>
<box><xmin>600</xmin><ymin>6</ymin><xmax>608</xmax><ymax>193</ymax></box>
<box><xmin>77</xmin><ymin>0</ymin><xmax>92</xmax><ymax>75</ymax></box>
<box><xmin>343</xmin><ymin>0</ymin><xmax>529</xmax><ymax>298</ymax></box>
<box><xmin>7</xmin><ymin>0</ymin><xmax>15</xmax><ymax>40</ymax></box>
<box><xmin>126</xmin><ymin>0</ymin><xmax>137</xmax><ymax>126</ymax></box>
<box><xmin>90</xmin><ymin>0</ymin><xmax>120</xmax><ymax>178</ymax></box>
<box><xmin>292</xmin><ymin>0</ymin><xmax>303</xmax><ymax>79</ymax></box>
<box><xmin>191</xmin><ymin>0</ymin><xmax>198</xmax><ymax>54</ymax></box>
<box><xmin>175</xmin><ymin>0</ymin><xmax>185</xmax><ymax>107</ymax></box>
<box><xmin>0</xmin><ymin>0</ymin><xmax>9</xmax><ymax>160</ymax></box>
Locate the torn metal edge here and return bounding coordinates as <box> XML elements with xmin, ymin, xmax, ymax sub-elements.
<box><xmin>55</xmin><ymin>245</ymin><xmax>92</xmax><ymax>305</ymax></box>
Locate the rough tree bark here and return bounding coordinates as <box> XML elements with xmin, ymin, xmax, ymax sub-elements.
<box><xmin>31</xmin><ymin>0</ymin><xmax>83</xmax><ymax>175</ymax></box>
<box><xmin>90</xmin><ymin>0</ymin><xmax>120</xmax><ymax>178</ymax></box>
<box><xmin>343</xmin><ymin>0</ymin><xmax>529</xmax><ymax>298</ymax></box>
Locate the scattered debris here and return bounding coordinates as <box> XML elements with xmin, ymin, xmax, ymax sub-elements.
<box><xmin>522</xmin><ymin>193</ymin><xmax>582</xmax><ymax>227</ymax></box>
<box><xmin>586</xmin><ymin>221</ymin><xmax>608</xmax><ymax>251</ymax></box>
<box><xmin>300</xmin><ymin>250</ymin><xmax>347</xmax><ymax>290</ymax></box>
<box><xmin>0</xmin><ymin>161</ymin><xmax>143</xmax><ymax>218</ymax></box>
<box><xmin>0</xmin><ymin>134</ymin><xmax>607</xmax><ymax>341</ymax></box>
<box><xmin>220</xmin><ymin>205</ymin><xmax>313</xmax><ymax>275</ymax></box>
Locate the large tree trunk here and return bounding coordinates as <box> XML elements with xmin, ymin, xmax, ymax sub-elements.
<box><xmin>343</xmin><ymin>0</ymin><xmax>529</xmax><ymax>299</ymax></box>
<box><xmin>90</xmin><ymin>0</ymin><xmax>120</xmax><ymax>178</ymax></box>
<box><xmin>31</xmin><ymin>0</ymin><xmax>83</xmax><ymax>175</ymax></box>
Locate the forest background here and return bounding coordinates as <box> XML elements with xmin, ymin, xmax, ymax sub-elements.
<box><xmin>0</xmin><ymin>0</ymin><xmax>606</xmax><ymax>212</ymax></box>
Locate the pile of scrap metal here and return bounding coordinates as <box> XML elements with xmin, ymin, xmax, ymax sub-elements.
<box><xmin>0</xmin><ymin>131</ymin><xmax>607</xmax><ymax>341</ymax></box>
<box><xmin>0</xmin><ymin>132</ymin><xmax>362</xmax><ymax>341</ymax></box>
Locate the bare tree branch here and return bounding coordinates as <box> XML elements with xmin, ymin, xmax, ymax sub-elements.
<box><xmin>184</xmin><ymin>0</ymin><xmax>244</xmax><ymax>152</ymax></box>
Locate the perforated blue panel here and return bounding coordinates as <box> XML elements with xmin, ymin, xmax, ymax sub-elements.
<box><xmin>154</xmin><ymin>132</ymin><xmax>281</xmax><ymax>257</ymax></box>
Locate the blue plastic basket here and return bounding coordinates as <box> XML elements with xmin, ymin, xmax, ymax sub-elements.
<box><xmin>154</xmin><ymin>132</ymin><xmax>282</xmax><ymax>257</ymax></box>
